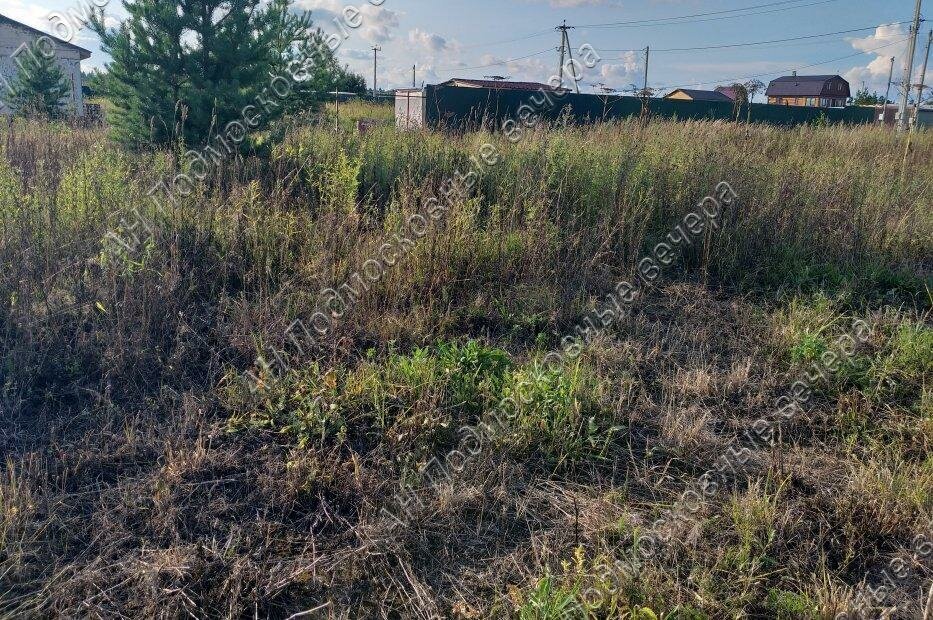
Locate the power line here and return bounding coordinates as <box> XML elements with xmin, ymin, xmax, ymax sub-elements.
<box><xmin>442</xmin><ymin>0</ymin><xmax>843</xmax><ymax>57</ymax></box>
<box><xmin>657</xmin><ymin>36</ymin><xmax>910</xmax><ymax>93</ymax></box>
<box><xmin>598</xmin><ymin>22</ymin><xmax>911</xmax><ymax>53</ymax></box>
<box><xmin>430</xmin><ymin>13</ymin><xmax>912</xmax><ymax>87</ymax></box>
<box><xmin>616</xmin><ymin>36</ymin><xmax>867</xmax><ymax>56</ymax></box>
<box><xmin>434</xmin><ymin>47</ymin><xmax>555</xmax><ymax>72</ymax></box>
<box><xmin>579</xmin><ymin>0</ymin><xmax>842</xmax><ymax>29</ymax></box>
<box><xmin>580</xmin><ymin>0</ymin><xmax>827</xmax><ymax>27</ymax></box>
<box><xmin>458</xmin><ymin>29</ymin><xmax>554</xmax><ymax>51</ymax></box>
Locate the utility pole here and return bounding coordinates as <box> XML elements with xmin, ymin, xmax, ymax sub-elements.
<box><xmin>556</xmin><ymin>21</ymin><xmax>579</xmax><ymax>93</ymax></box>
<box><xmin>881</xmin><ymin>56</ymin><xmax>895</xmax><ymax>124</ymax></box>
<box><xmin>897</xmin><ymin>0</ymin><xmax>923</xmax><ymax>131</ymax></box>
<box><xmin>566</xmin><ymin>35</ymin><xmax>579</xmax><ymax>94</ymax></box>
<box><xmin>643</xmin><ymin>46</ymin><xmax>650</xmax><ymax>97</ymax></box>
<box><xmin>371</xmin><ymin>45</ymin><xmax>381</xmax><ymax>99</ymax></box>
<box><xmin>913</xmin><ymin>30</ymin><xmax>932</xmax><ymax>125</ymax></box>
<box><xmin>884</xmin><ymin>56</ymin><xmax>895</xmax><ymax>105</ymax></box>
<box><xmin>412</xmin><ymin>64</ymin><xmax>416</xmax><ymax>88</ymax></box>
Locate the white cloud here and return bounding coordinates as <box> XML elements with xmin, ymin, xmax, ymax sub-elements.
<box><xmin>1</xmin><ymin>0</ymin><xmax>110</xmax><ymax>67</ymax></box>
<box><xmin>294</xmin><ymin>0</ymin><xmax>342</xmax><ymax>23</ymax></box>
<box><xmin>843</xmin><ymin>24</ymin><xmax>915</xmax><ymax>96</ymax></box>
<box><xmin>358</xmin><ymin>3</ymin><xmax>398</xmax><ymax>43</ymax></box>
<box><xmin>386</xmin><ymin>63</ymin><xmax>436</xmax><ymax>88</ymax></box>
<box><xmin>341</xmin><ymin>48</ymin><xmax>372</xmax><ymax>61</ymax></box>
<box><xmin>408</xmin><ymin>28</ymin><xmax>454</xmax><ymax>54</ymax></box>
<box><xmin>296</xmin><ymin>0</ymin><xmax>399</xmax><ymax>43</ymax></box>
<box><xmin>472</xmin><ymin>53</ymin><xmax>553</xmax><ymax>83</ymax></box>
<box><xmin>597</xmin><ymin>51</ymin><xmax>641</xmax><ymax>87</ymax></box>
<box><xmin>539</xmin><ymin>0</ymin><xmax>623</xmax><ymax>6</ymax></box>
<box><xmin>1</xmin><ymin>0</ymin><xmax>52</xmax><ymax>32</ymax></box>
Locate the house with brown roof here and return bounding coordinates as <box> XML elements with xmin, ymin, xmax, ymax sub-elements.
<box><xmin>766</xmin><ymin>74</ymin><xmax>849</xmax><ymax>108</ymax></box>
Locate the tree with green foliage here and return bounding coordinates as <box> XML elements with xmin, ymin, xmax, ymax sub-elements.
<box><xmin>743</xmin><ymin>79</ymin><xmax>765</xmax><ymax>123</ymax></box>
<box><xmin>273</xmin><ymin>16</ymin><xmax>368</xmax><ymax>111</ymax></box>
<box><xmin>851</xmin><ymin>88</ymin><xmax>888</xmax><ymax>106</ymax></box>
<box><xmin>2</xmin><ymin>39</ymin><xmax>71</xmax><ymax>119</ymax></box>
<box><xmin>81</xmin><ymin>69</ymin><xmax>106</xmax><ymax>99</ymax></box>
<box><xmin>336</xmin><ymin>71</ymin><xmax>367</xmax><ymax>95</ymax></box>
<box><xmin>729</xmin><ymin>82</ymin><xmax>748</xmax><ymax>123</ymax></box>
<box><xmin>91</xmin><ymin>0</ymin><xmax>362</xmax><ymax>147</ymax></box>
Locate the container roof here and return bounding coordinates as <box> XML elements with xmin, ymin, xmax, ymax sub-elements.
<box><xmin>441</xmin><ymin>78</ymin><xmax>567</xmax><ymax>92</ymax></box>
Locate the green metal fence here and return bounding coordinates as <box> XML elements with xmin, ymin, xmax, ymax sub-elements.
<box><xmin>421</xmin><ymin>85</ymin><xmax>876</xmax><ymax>129</ymax></box>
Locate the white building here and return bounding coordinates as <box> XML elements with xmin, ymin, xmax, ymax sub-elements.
<box><xmin>0</xmin><ymin>13</ymin><xmax>91</xmax><ymax>117</ymax></box>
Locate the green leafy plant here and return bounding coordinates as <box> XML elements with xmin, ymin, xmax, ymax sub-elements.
<box><xmin>765</xmin><ymin>589</ymin><xmax>817</xmax><ymax>619</ymax></box>
<box><xmin>517</xmin><ymin>576</ymin><xmax>583</xmax><ymax>620</ymax></box>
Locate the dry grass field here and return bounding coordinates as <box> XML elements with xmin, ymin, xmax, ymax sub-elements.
<box><xmin>0</xmin><ymin>114</ymin><xmax>930</xmax><ymax>618</ymax></box>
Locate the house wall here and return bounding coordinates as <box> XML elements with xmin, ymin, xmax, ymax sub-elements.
<box><xmin>665</xmin><ymin>91</ymin><xmax>692</xmax><ymax>101</ymax></box>
<box><xmin>0</xmin><ymin>21</ymin><xmax>84</xmax><ymax>116</ymax></box>
<box><xmin>768</xmin><ymin>96</ymin><xmax>845</xmax><ymax>108</ymax></box>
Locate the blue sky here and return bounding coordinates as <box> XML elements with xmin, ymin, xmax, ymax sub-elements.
<box><xmin>4</xmin><ymin>0</ymin><xmax>927</xmax><ymax>98</ymax></box>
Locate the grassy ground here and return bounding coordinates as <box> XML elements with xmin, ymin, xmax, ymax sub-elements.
<box><xmin>0</xmin><ymin>115</ymin><xmax>930</xmax><ymax>618</ymax></box>
<box><xmin>325</xmin><ymin>98</ymin><xmax>397</xmax><ymax>130</ymax></box>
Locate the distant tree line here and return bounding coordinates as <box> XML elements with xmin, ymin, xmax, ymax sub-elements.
<box><xmin>851</xmin><ymin>88</ymin><xmax>891</xmax><ymax>106</ymax></box>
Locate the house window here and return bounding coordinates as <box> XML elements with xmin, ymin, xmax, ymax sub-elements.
<box><xmin>820</xmin><ymin>98</ymin><xmax>828</xmax><ymax>107</ymax></box>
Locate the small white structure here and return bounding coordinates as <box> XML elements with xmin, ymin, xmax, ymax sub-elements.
<box><xmin>0</xmin><ymin>13</ymin><xmax>91</xmax><ymax>117</ymax></box>
<box><xmin>395</xmin><ymin>88</ymin><xmax>425</xmax><ymax>130</ymax></box>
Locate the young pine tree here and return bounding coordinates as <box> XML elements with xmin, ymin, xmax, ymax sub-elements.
<box><xmin>91</xmin><ymin>0</ymin><xmax>360</xmax><ymax>147</ymax></box>
<box><xmin>2</xmin><ymin>39</ymin><xmax>71</xmax><ymax>119</ymax></box>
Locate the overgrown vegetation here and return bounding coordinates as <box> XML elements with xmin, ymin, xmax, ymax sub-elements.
<box><xmin>0</xmin><ymin>114</ymin><xmax>930</xmax><ymax>617</ymax></box>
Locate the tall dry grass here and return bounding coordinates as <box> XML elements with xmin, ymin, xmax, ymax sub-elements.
<box><xmin>0</xmin><ymin>116</ymin><xmax>930</xmax><ymax>617</ymax></box>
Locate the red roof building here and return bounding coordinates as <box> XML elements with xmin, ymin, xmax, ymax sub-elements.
<box><xmin>714</xmin><ymin>86</ymin><xmax>739</xmax><ymax>101</ymax></box>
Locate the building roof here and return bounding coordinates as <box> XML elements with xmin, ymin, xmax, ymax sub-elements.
<box><xmin>0</xmin><ymin>13</ymin><xmax>92</xmax><ymax>60</ymax></box>
<box><xmin>440</xmin><ymin>78</ymin><xmax>567</xmax><ymax>92</ymax></box>
<box><xmin>766</xmin><ymin>75</ymin><xmax>849</xmax><ymax>98</ymax></box>
<box><xmin>664</xmin><ymin>88</ymin><xmax>734</xmax><ymax>102</ymax></box>
<box><xmin>714</xmin><ymin>86</ymin><xmax>739</xmax><ymax>101</ymax></box>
